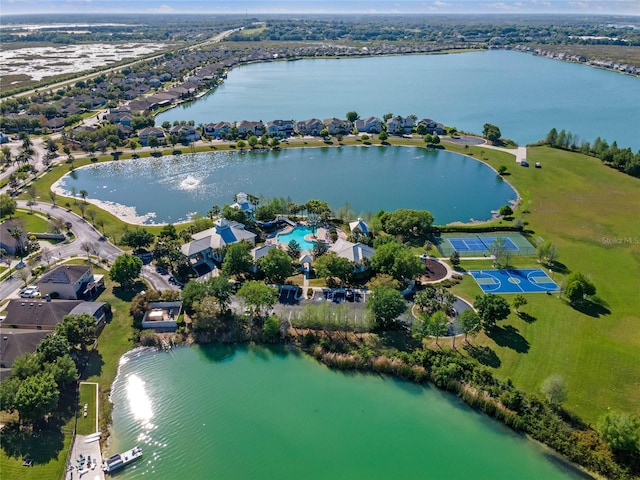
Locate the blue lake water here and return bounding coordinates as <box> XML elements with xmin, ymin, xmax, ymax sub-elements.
<box><xmin>157</xmin><ymin>50</ymin><xmax>640</xmax><ymax>149</ymax></box>
<box><xmin>57</xmin><ymin>146</ymin><xmax>517</xmax><ymax>225</ymax></box>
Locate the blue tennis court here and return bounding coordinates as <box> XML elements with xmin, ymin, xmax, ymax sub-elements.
<box><xmin>470</xmin><ymin>269</ymin><xmax>559</xmax><ymax>294</ymax></box>
<box><xmin>448</xmin><ymin>236</ymin><xmax>519</xmax><ymax>253</ymax></box>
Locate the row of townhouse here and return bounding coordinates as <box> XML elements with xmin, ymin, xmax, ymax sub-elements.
<box><xmin>202</xmin><ymin>116</ymin><xmax>445</xmax><ymax>139</ymax></box>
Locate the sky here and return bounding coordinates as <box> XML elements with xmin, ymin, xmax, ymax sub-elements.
<box><xmin>0</xmin><ymin>0</ymin><xmax>638</xmax><ymax>16</ymax></box>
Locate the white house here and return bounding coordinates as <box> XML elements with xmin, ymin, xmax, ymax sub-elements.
<box><xmin>349</xmin><ymin>218</ymin><xmax>371</xmax><ymax>236</ymax></box>
<box><xmin>250</xmin><ymin>244</ymin><xmax>277</xmax><ymax>273</ymax></box>
<box><xmin>230</xmin><ymin>192</ymin><xmax>256</xmax><ymax>214</ymax></box>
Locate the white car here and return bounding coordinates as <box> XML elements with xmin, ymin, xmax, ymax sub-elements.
<box><xmin>19</xmin><ymin>287</ymin><xmax>40</xmax><ymax>298</ymax></box>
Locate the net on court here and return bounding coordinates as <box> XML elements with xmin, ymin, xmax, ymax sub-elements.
<box><xmin>435</xmin><ymin>232</ymin><xmax>535</xmax><ymax>257</ymax></box>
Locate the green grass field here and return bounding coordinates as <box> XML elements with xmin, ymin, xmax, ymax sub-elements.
<box><xmin>76</xmin><ymin>383</ymin><xmax>98</xmax><ymax>435</ymax></box>
<box><xmin>445</xmin><ymin>145</ymin><xmax>640</xmax><ymax>424</ymax></box>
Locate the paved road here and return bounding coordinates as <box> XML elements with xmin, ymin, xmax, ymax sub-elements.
<box><xmin>140</xmin><ymin>264</ymin><xmax>179</xmax><ymax>292</ymax></box>
<box><xmin>0</xmin><ymin>201</ymin><xmax>123</xmax><ymax>302</ymax></box>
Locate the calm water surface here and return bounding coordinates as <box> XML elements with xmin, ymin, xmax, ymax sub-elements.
<box><xmin>57</xmin><ymin>146</ymin><xmax>516</xmax><ymax>225</ymax></box>
<box><xmin>157</xmin><ymin>50</ymin><xmax>640</xmax><ymax>149</ymax></box>
<box><xmin>108</xmin><ymin>345</ymin><xmax>586</xmax><ymax>480</ymax></box>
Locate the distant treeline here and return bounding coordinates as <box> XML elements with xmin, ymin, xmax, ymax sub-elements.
<box><xmin>541</xmin><ymin>128</ymin><xmax>640</xmax><ymax>178</ymax></box>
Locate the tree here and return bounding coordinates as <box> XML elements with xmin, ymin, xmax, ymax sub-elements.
<box><xmin>287</xmin><ymin>239</ymin><xmax>301</xmax><ymax>260</ymax></box>
<box><xmin>346</xmin><ymin>111</ymin><xmax>360</xmax><ymax>122</ymax></box>
<box><xmin>79</xmin><ymin>189</ymin><xmax>88</xmax><ymax>203</ymax></box>
<box><xmin>450</xmin><ymin>250</ymin><xmax>460</xmax><ymax>268</ymax></box>
<box><xmin>512</xmin><ymin>294</ymin><xmax>528</xmax><ymax>314</ymax></box>
<box><xmin>121</xmin><ymin>229</ymin><xmax>155</xmax><ymax>252</ymax></box>
<box><xmin>237</xmin><ymin>281</ymin><xmax>278</xmax><ymax>317</ymax></box>
<box><xmin>380</xmin><ymin>209</ymin><xmax>434</xmax><ymax>238</ymax></box>
<box><xmin>483</xmin><ymin>123</ymin><xmax>501</xmax><ymax>144</ymax></box>
<box><xmin>206</xmin><ymin>274</ymin><xmax>235</xmax><ymax>312</ymax></box>
<box><xmin>49</xmin><ymin>189</ymin><xmax>57</xmax><ymax>206</ymax></box>
<box><xmin>109</xmin><ymin>253</ymin><xmax>143</xmax><ymax>287</ymax></box>
<box><xmin>14</xmin><ymin>372</ymin><xmax>59</xmax><ymax>424</ymax></box>
<box><xmin>314</xmin><ymin>252</ymin><xmax>352</xmax><ymax>286</ymax></box>
<box><xmin>366</xmin><ymin>286</ymin><xmax>407</xmax><ymax>330</ymax></box>
<box><xmin>148</xmin><ymin>136</ymin><xmax>159</xmax><ymax>151</ymax></box>
<box><xmin>262</xmin><ymin>315</ymin><xmax>281</xmax><ymax>342</ymax></box>
<box><xmin>378</xmin><ymin>131</ymin><xmax>388</xmax><ymax>142</ymax></box>
<box><xmin>540</xmin><ymin>374</ymin><xmax>568</xmax><ymax>406</ymax></box>
<box><xmin>474</xmin><ymin>294</ymin><xmax>511</xmax><ymax>329</ymax></box>
<box><xmin>191</xmin><ymin>296</ymin><xmax>223</xmax><ymax>332</ymax></box>
<box><xmin>45</xmin><ymin>354</ymin><xmax>78</xmax><ymax>387</ymax></box>
<box><xmin>181</xmin><ymin>281</ymin><xmax>207</xmax><ymax>314</ymax></box>
<box><xmin>36</xmin><ymin>333</ymin><xmax>71</xmax><ymax>362</ymax></box>
<box><xmin>536</xmin><ymin>240</ymin><xmax>558</xmax><ymax>266</ymax></box>
<box><xmin>371</xmin><ymin>241</ymin><xmax>423</xmax><ymax>282</ymax></box>
<box><xmin>55</xmin><ymin>313</ymin><xmax>97</xmax><ymax>351</ymax></box>
<box><xmin>248</xmin><ymin>135</ymin><xmax>258</xmax><ymax>148</ymax></box>
<box><xmin>428</xmin><ymin>310</ymin><xmax>449</xmax><ymax>347</ymax></box>
<box><xmin>81</xmin><ymin>241</ymin><xmax>93</xmax><ymax>258</ymax></box>
<box><xmin>221</xmin><ymin>241</ymin><xmax>253</xmax><ymax>278</ymax></box>
<box><xmin>0</xmin><ymin>194</ymin><xmax>17</xmax><ymax>217</ymax></box>
<box><xmin>499</xmin><ymin>205</ymin><xmax>513</xmax><ymax>217</ymax></box>
<box><xmin>563</xmin><ymin>272</ymin><xmax>596</xmax><ymax>304</ymax></box>
<box><xmin>598</xmin><ymin>411</ymin><xmax>640</xmax><ymax>453</ymax></box>
<box><xmin>460</xmin><ymin>309</ymin><xmax>481</xmax><ymax>342</ymax></box>
<box><xmin>258</xmin><ymin>247</ymin><xmax>295</xmax><ymax>285</ymax></box>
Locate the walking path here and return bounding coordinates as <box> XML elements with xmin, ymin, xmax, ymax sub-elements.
<box><xmin>479</xmin><ymin>143</ymin><xmax>527</xmax><ymax>164</ymax></box>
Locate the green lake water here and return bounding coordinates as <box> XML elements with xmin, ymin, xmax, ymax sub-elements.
<box><xmin>108</xmin><ymin>346</ymin><xmax>588</xmax><ymax>479</ymax></box>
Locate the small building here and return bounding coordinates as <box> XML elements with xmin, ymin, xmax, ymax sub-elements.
<box><xmin>37</xmin><ymin>265</ymin><xmax>104</xmax><ymax>300</ymax></box>
<box><xmin>142</xmin><ymin>301</ymin><xmax>182</xmax><ymax>330</ymax></box>
<box><xmin>250</xmin><ymin>244</ymin><xmax>277</xmax><ymax>273</ymax></box>
<box><xmin>0</xmin><ymin>132</ymin><xmax>9</xmax><ymax>144</ymax></box>
<box><xmin>349</xmin><ymin>218</ymin><xmax>371</xmax><ymax>236</ymax></box>
<box><xmin>329</xmin><ymin>238</ymin><xmax>375</xmax><ymax>273</ymax></box>
<box><xmin>230</xmin><ymin>192</ymin><xmax>256</xmax><ymax>214</ymax></box>
<box><xmin>354</xmin><ymin>117</ymin><xmax>383</xmax><ymax>134</ymax></box>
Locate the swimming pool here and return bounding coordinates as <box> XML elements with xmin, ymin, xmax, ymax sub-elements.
<box><xmin>277</xmin><ymin>226</ymin><xmax>316</xmax><ymax>251</ymax></box>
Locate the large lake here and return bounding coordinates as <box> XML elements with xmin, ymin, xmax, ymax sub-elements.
<box><xmin>57</xmin><ymin>146</ymin><xmax>516</xmax><ymax>225</ymax></box>
<box><xmin>157</xmin><ymin>50</ymin><xmax>640</xmax><ymax>150</ymax></box>
<box><xmin>108</xmin><ymin>345</ymin><xmax>587</xmax><ymax>480</ymax></box>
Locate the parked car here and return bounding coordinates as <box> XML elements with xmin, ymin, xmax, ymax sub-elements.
<box><xmin>345</xmin><ymin>289</ymin><xmax>355</xmax><ymax>302</ymax></box>
<box><xmin>20</xmin><ymin>287</ymin><xmax>40</xmax><ymax>298</ymax></box>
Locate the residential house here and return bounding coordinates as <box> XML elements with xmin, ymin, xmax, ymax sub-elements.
<box><xmin>169</xmin><ymin>124</ymin><xmax>201</xmax><ymax>143</ymax></box>
<box><xmin>295</xmin><ymin>118</ymin><xmax>324</xmax><ymax>136</ymax></box>
<box><xmin>141</xmin><ymin>301</ymin><xmax>182</xmax><ymax>330</ymax></box>
<box><xmin>181</xmin><ymin>218</ymin><xmax>257</xmax><ymax>270</ymax></box>
<box><xmin>329</xmin><ymin>238</ymin><xmax>375</xmax><ymax>273</ymax></box>
<box><xmin>138</xmin><ymin>127</ymin><xmax>166</xmax><ymax>146</ymax></box>
<box><xmin>37</xmin><ymin>265</ymin><xmax>104</xmax><ymax>300</ymax></box>
<box><xmin>236</xmin><ymin>120</ymin><xmax>264</xmax><ymax>138</ymax></box>
<box><xmin>0</xmin><ymin>329</ymin><xmax>49</xmax><ymax>379</ymax></box>
<box><xmin>0</xmin><ymin>219</ymin><xmax>27</xmax><ymax>256</ymax></box>
<box><xmin>324</xmin><ymin>118</ymin><xmax>352</xmax><ymax>136</ymax></box>
<box><xmin>3</xmin><ymin>299</ymin><xmax>106</xmax><ymax>330</ymax></box>
<box><xmin>45</xmin><ymin>117</ymin><xmax>65</xmax><ymax>132</ymax></box>
<box><xmin>386</xmin><ymin>116</ymin><xmax>415</xmax><ymax>135</ymax></box>
<box><xmin>266</xmin><ymin>119</ymin><xmax>295</xmax><ymax>138</ymax></box>
<box><xmin>203</xmin><ymin>122</ymin><xmax>231</xmax><ymax>139</ymax></box>
<box><xmin>417</xmin><ymin>119</ymin><xmax>446</xmax><ymax>135</ymax></box>
<box><xmin>354</xmin><ymin>117</ymin><xmax>383</xmax><ymax>134</ymax></box>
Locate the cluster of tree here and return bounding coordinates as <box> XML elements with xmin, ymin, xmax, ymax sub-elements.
<box><xmin>109</xmin><ymin>253</ymin><xmax>143</xmax><ymax>288</ymax></box>
<box><xmin>0</xmin><ymin>314</ymin><xmax>97</xmax><ymax>425</ymax></box>
<box><xmin>226</xmin><ymin>16</ymin><xmax>640</xmax><ymax>47</ymax></box>
<box><xmin>378</xmin><ymin>209</ymin><xmax>434</xmax><ymax>239</ymax></box>
<box><xmin>542</xmin><ymin>128</ymin><xmax>640</xmax><ymax>178</ymax></box>
<box><xmin>482</xmin><ymin>123</ymin><xmax>502</xmax><ymax>145</ymax></box>
<box><xmin>370</xmin><ymin>237</ymin><xmax>423</xmax><ymax>284</ymax></box>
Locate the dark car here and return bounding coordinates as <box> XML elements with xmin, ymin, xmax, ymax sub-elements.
<box><xmin>345</xmin><ymin>289</ymin><xmax>355</xmax><ymax>302</ymax></box>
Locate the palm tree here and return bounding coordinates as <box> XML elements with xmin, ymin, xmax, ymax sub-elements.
<box><xmin>9</xmin><ymin>227</ymin><xmax>25</xmax><ymax>256</ymax></box>
<box><xmin>79</xmin><ymin>189</ymin><xmax>88</xmax><ymax>203</ymax></box>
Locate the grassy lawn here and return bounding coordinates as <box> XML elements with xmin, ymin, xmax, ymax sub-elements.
<box><xmin>446</xmin><ymin>145</ymin><xmax>640</xmax><ymax>424</ymax></box>
<box><xmin>12</xmin><ymin>210</ymin><xmax>53</xmax><ymax>233</ymax></box>
<box><xmin>76</xmin><ymin>383</ymin><xmax>98</xmax><ymax>435</ymax></box>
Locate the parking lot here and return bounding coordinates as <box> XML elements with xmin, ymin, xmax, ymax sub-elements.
<box><xmin>271</xmin><ymin>287</ymin><xmax>371</xmax><ymax>324</ymax></box>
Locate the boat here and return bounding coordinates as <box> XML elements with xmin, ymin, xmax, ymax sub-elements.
<box><xmin>102</xmin><ymin>446</ymin><xmax>143</xmax><ymax>474</ymax></box>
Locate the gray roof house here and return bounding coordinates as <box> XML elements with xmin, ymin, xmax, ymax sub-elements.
<box><xmin>329</xmin><ymin>238</ymin><xmax>375</xmax><ymax>273</ymax></box>
<box><xmin>296</xmin><ymin>118</ymin><xmax>324</xmax><ymax>136</ymax></box>
<box><xmin>37</xmin><ymin>265</ymin><xmax>104</xmax><ymax>300</ymax></box>
<box><xmin>0</xmin><ymin>219</ymin><xmax>27</xmax><ymax>256</ymax></box>
<box><xmin>354</xmin><ymin>117</ymin><xmax>383</xmax><ymax>134</ymax></box>
<box><xmin>181</xmin><ymin>218</ymin><xmax>257</xmax><ymax>270</ymax></box>
<box><xmin>0</xmin><ymin>328</ymin><xmax>49</xmax><ymax>379</ymax></box>
<box><xmin>3</xmin><ymin>299</ymin><xmax>106</xmax><ymax>330</ymax></box>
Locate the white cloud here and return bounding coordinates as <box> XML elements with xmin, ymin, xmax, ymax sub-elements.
<box><xmin>146</xmin><ymin>3</ymin><xmax>174</xmax><ymax>13</ymax></box>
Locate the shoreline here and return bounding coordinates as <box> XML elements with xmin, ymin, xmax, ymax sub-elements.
<box><xmin>51</xmin><ymin>142</ymin><xmax>520</xmax><ymax>228</ymax></box>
